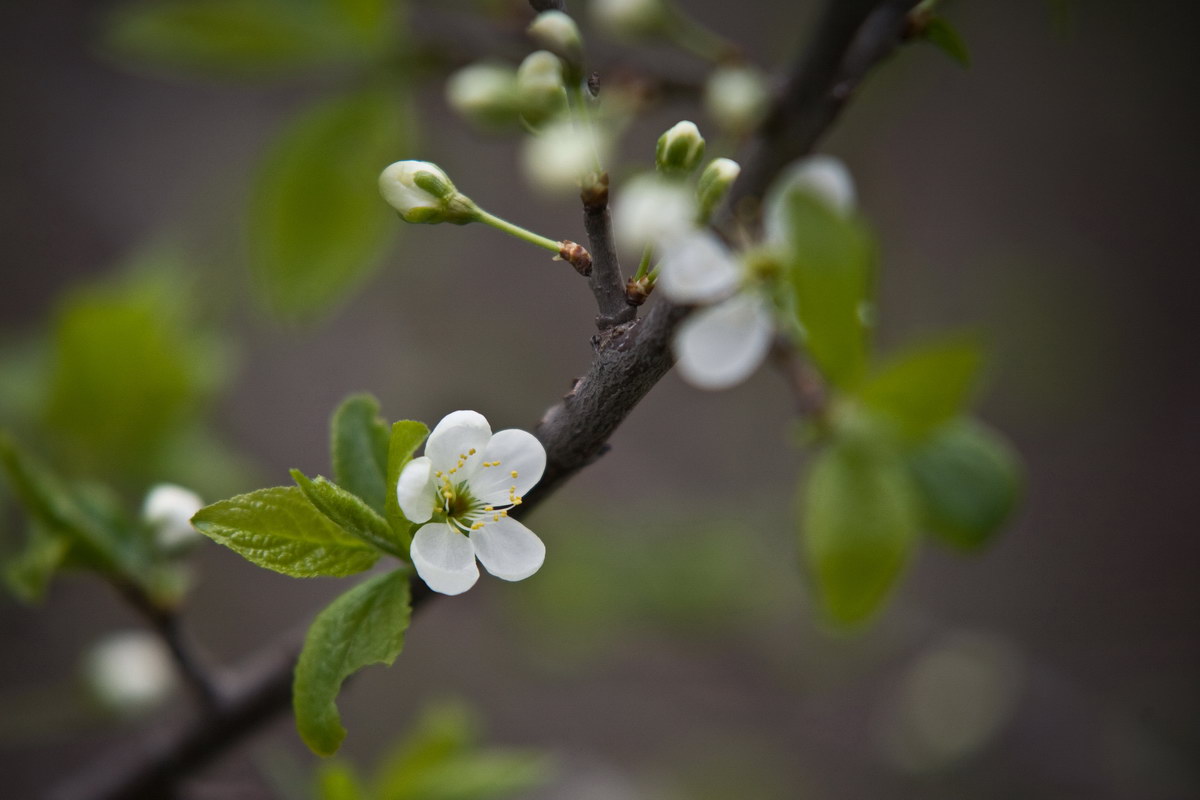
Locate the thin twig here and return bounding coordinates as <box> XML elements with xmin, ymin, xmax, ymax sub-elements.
<box><xmin>581</xmin><ymin>174</ymin><xmax>638</xmax><ymax>329</ymax></box>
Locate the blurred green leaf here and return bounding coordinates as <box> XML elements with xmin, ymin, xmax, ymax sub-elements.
<box><xmin>782</xmin><ymin>193</ymin><xmax>875</xmax><ymax>389</ymax></box>
<box><xmin>101</xmin><ymin>0</ymin><xmax>396</xmax><ymax>80</ymax></box>
<box><xmin>318</xmin><ymin>763</ymin><xmax>368</xmax><ymax>800</ymax></box>
<box><xmin>292</xmin><ymin>469</ymin><xmax>403</xmax><ymax>558</ymax></box>
<box><xmin>374</xmin><ymin>702</ymin><xmax>477</xmax><ymax>792</ymax></box>
<box><xmin>3</xmin><ymin>521</ymin><xmax>70</xmax><ymax>604</ymax></box>
<box><xmin>43</xmin><ymin>282</ymin><xmax>206</xmax><ymax>479</ymax></box>
<box><xmin>922</xmin><ymin>17</ymin><xmax>971</xmax><ymax>68</ymax></box>
<box><xmin>331</xmin><ymin>394</ymin><xmax>391</xmax><ymax>515</ymax></box>
<box><xmin>860</xmin><ymin>334</ymin><xmax>983</xmax><ymax>441</ymax></box>
<box><xmin>801</xmin><ymin>431</ymin><xmax>920</xmax><ymax>625</ymax></box>
<box><xmin>385</xmin><ymin>420</ymin><xmax>429</xmax><ymax>539</ymax></box>
<box><xmin>908</xmin><ymin>418</ymin><xmax>1022</xmax><ymax>551</ymax></box>
<box><xmin>295</xmin><ymin>569</ymin><xmax>412</xmax><ymax>756</ymax></box>
<box><xmin>250</xmin><ymin>89</ymin><xmax>408</xmax><ymax>319</ymax></box>
<box><xmin>192</xmin><ymin>486</ymin><xmax>379</xmax><ymax>576</ymax></box>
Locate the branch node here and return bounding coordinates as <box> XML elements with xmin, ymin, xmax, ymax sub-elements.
<box><xmin>557</xmin><ymin>240</ymin><xmax>593</xmax><ymax>276</ymax></box>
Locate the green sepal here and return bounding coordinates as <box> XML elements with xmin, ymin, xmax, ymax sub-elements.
<box><xmin>330</xmin><ymin>394</ymin><xmax>391</xmax><ymax>515</ymax></box>
<box><xmin>384</xmin><ymin>420</ymin><xmax>430</xmax><ymax>544</ymax></box>
<box><xmin>923</xmin><ymin>16</ymin><xmax>971</xmax><ymax>69</ymax></box>
<box><xmin>801</xmin><ymin>427</ymin><xmax>921</xmax><ymax>625</ymax></box>
<box><xmin>908</xmin><ymin>418</ymin><xmax>1022</xmax><ymax>551</ymax></box>
<box><xmin>291</xmin><ymin>469</ymin><xmax>405</xmax><ymax>559</ymax></box>
<box><xmin>860</xmin><ymin>333</ymin><xmax>983</xmax><ymax>442</ymax></box>
<box><xmin>294</xmin><ymin>569</ymin><xmax>412</xmax><ymax>756</ymax></box>
<box><xmin>192</xmin><ymin>486</ymin><xmax>379</xmax><ymax>577</ymax></box>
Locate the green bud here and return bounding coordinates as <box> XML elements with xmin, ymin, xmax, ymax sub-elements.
<box><xmin>655</xmin><ymin>120</ymin><xmax>706</xmax><ymax>176</ymax></box>
<box><xmin>445</xmin><ymin>62</ymin><xmax>520</xmax><ymax>129</ymax></box>
<box><xmin>378</xmin><ymin>160</ymin><xmax>477</xmax><ymax>225</ymax></box>
<box><xmin>705</xmin><ymin>65</ymin><xmax>769</xmax><ymax>135</ymax></box>
<box><xmin>516</xmin><ymin>50</ymin><xmax>568</xmax><ymax>127</ymax></box>
<box><xmin>590</xmin><ymin>0</ymin><xmax>669</xmax><ymax>38</ymax></box>
<box><xmin>527</xmin><ymin>11</ymin><xmax>584</xmax><ymax>78</ymax></box>
<box><xmin>696</xmin><ymin>156</ymin><xmax>741</xmax><ymax>221</ymax></box>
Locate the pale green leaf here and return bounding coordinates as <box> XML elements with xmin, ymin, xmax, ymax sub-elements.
<box><xmin>384</xmin><ymin>420</ymin><xmax>429</xmax><ymax>539</ymax></box>
<box><xmin>250</xmin><ymin>89</ymin><xmax>407</xmax><ymax>319</ymax></box>
<box><xmin>331</xmin><ymin>394</ymin><xmax>391</xmax><ymax>514</ymax></box>
<box><xmin>860</xmin><ymin>334</ymin><xmax>983</xmax><ymax>441</ymax></box>
<box><xmin>192</xmin><ymin>486</ymin><xmax>379</xmax><ymax>577</ymax></box>
<box><xmin>3</xmin><ymin>521</ymin><xmax>70</xmax><ymax>604</ymax></box>
<box><xmin>292</xmin><ymin>469</ymin><xmax>404</xmax><ymax>558</ymax></box>
<box><xmin>317</xmin><ymin>763</ymin><xmax>368</xmax><ymax>800</ymax></box>
<box><xmin>801</xmin><ymin>433</ymin><xmax>920</xmax><ymax>625</ymax></box>
<box><xmin>295</xmin><ymin>569</ymin><xmax>412</xmax><ymax>756</ymax></box>
<box><xmin>923</xmin><ymin>17</ymin><xmax>971</xmax><ymax>69</ymax></box>
<box><xmin>782</xmin><ymin>193</ymin><xmax>875</xmax><ymax>389</ymax></box>
<box><xmin>909</xmin><ymin>418</ymin><xmax>1022</xmax><ymax>551</ymax></box>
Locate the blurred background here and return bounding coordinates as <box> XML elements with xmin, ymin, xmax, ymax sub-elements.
<box><xmin>2</xmin><ymin>0</ymin><xmax>1198</xmax><ymax>797</ymax></box>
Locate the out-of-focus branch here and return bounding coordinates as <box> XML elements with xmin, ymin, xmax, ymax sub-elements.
<box><xmin>56</xmin><ymin>3</ymin><xmax>917</xmax><ymax>797</ymax></box>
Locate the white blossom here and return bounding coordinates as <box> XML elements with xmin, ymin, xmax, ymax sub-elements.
<box><xmin>398</xmin><ymin>411</ymin><xmax>547</xmax><ymax>595</ymax></box>
<box><xmin>590</xmin><ymin>0</ymin><xmax>667</xmax><ymax>37</ymax></box>
<box><xmin>84</xmin><ymin>630</ymin><xmax>176</xmax><ymax>715</ymax></box>
<box><xmin>612</xmin><ymin>174</ymin><xmax>697</xmax><ymax>254</ymax></box>
<box><xmin>142</xmin><ymin>483</ymin><xmax>204</xmax><ymax>551</ymax></box>
<box><xmin>656</xmin><ymin>230</ymin><xmax>740</xmax><ymax>304</ymax></box>
<box><xmin>522</xmin><ymin>120</ymin><xmax>603</xmax><ymax>194</ymax></box>
<box><xmin>763</xmin><ymin>154</ymin><xmax>857</xmax><ymax>244</ymax></box>
<box><xmin>705</xmin><ymin>65</ymin><xmax>769</xmax><ymax>134</ymax></box>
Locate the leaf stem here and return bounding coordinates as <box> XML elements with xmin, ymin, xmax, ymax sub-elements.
<box><xmin>473</xmin><ymin>210</ymin><xmax>563</xmax><ymax>252</ymax></box>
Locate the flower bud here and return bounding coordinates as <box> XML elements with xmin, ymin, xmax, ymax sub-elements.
<box><xmin>590</xmin><ymin>0</ymin><xmax>668</xmax><ymax>38</ymax></box>
<box><xmin>705</xmin><ymin>65</ymin><xmax>769</xmax><ymax>135</ymax></box>
<box><xmin>142</xmin><ymin>483</ymin><xmax>204</xmax><ymax>553</ymax></box>
<box><xmin>84</xmin><ymin>631</ymin><xmax>175</xmax><ymax>715</ymax></box>
<box><xmin>527</xmin><ymin>11</ymin><xmax>583</xmax><ymax>78</ymax></box>
<box><xmin>379</xmin><ymin>160</ymin><xmax>476</xmax><ymax>225</ymax></box>
<box><xmin>655</xmin><ymin>120</ymin><xmax>706</xmax><ymax>176</ymax></box>
<box><xmin>523</xmin><ymin>119</ymin><xmax>606</xmax><ymax>195</ymax></box>
<box><xmin>695</xmin><ymin>157</ymin><xmax>741</xmax><ymax>222</ymax></box>
<box><xmin>445</xmin><ymin>62</ymin><xmax>519</xmax><ymax>129</ymax></box>
<box><xmin>763</xmin><ymin>154</ymin><xmax>856</xmax><ymax>243</ymax></box>
<box><xmin>516</xmin><ymin>50</ymin><xmax>568</xmax><ymax>127</ymax></box>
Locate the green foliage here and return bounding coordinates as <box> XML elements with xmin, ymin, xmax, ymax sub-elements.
<box><xmin>3</xmin><ymin>521</ymin><xmax>70</xmax><ymax>604</ymax></box>
<box><xmin>294</xmin><ymin>569</ymin><xmax>412</xmax><ymax>756</ymax></box>
<box><xmin>292</xmin><ymin>470</ymin><xmax>404</xmax><ymax>558</ymax></box>
<box><xmin>101</xmin><ymin>0</ymin><xmax>396</xmax><ymax>80</ymax></box>
<box><xmin>800</xmin><ymin>426</ymin><xmax>920</xmax><ymax>625</ymax></box>
<box><xmin>860</xmin><ymin>334</ymin><xmax>983</xmax><ymax>441</ymax></box>
<box><xmin>192</xmin><ymin>486</ymin><xmax>379</xmax><ymax>577</ymax></box>
<box><xmin>319</xmin><ymin>764</ymin><xmax>368</xmax><ymax>800</ymax></box>
<box><xmin>922</xmin><ymin>17</ymin><xmax>971</xmax><ymax>68</ymax></box>
<box><xmin>385</xmin><ymin>420</ymin><xmax>430</xmax><ymax>541</ymax></box>
<box><xmin>781</xmin><ymin>193</ymin><xmax>876</xmax><ymax>389</ymax></box>
<box><xmin>908</xmin><ymin>419</ymin><xmax>1022</xmax><ymax>551</ymax></box>
<box><xmin>331</xmin><ymin>395</ymin><xmax>392</xmax><ymax>516</ymax></box>
<box><xmin>250</xmin><ymin>89</ymin><xmax>409</xmax><ymax>319</ymax></box>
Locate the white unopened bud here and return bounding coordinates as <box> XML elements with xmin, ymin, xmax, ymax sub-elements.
<box><xmin>696</xmin><ymin>157</ymin><xmax>741</xmax><ymax>222</ymax></box>
<box><xmin>655</xmin><ymin>120</ymin><xmax>706</xmax><ymax>176</ymax></box>
<box><xmin>590</xmin><ymin>0</ymin><xmax>668</xmax><ymax>38</ymax></box>
<box><xmin>445</xmin><ymin>62</ymin><xmax>519</xmax><ymax>129</ymax></box>
<box><xmin>705</xmin><ymin>65</ymin><xmax>769</xmax><ymax>135</ymax></box>
<box><xmin>517</xmin><ymin>50</ymin><xmax>568</xmax><ymax>127</ymax></box>
<box><xmin>612</xmin><ymin>174</ymin><xmax>697</xmax><ymax>254</ymax></box>
<box><xmin>84</xmin><ymin>631</ymin><xmax>175</xmax><ymax>715</ymax></box>
<box><xmin>142</xmin><ymin>483</ymin><xmax>204</xmax><ymax>552</ymax></box>
<box><xmin>379</xmin><ymin>160</ymin><xmax>476</xmax><ymax>225</ymax></box>
<box><xmin>523</xmin><ymin>120</ymin><xmax>605</xmax><ymax>194</ymax></box>
<box><xmin>528</xmin><ymin>11</ymin><xmax>584</xmax><ymax>76</ymax></box>
<box><xmin>763</xmin><ymin>154</ymin><xmax>856</xmax><ymax>244</ymax></box>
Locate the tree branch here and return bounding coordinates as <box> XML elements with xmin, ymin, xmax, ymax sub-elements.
<box><xmin>55</xmin><ymin>3</ymin><xmax>918</xmax><ymax>796</ymax></box>
<box><xmin>580</xmin><ymin>175</ymin><xmax>638</xmax><ymax>329</ymax></box>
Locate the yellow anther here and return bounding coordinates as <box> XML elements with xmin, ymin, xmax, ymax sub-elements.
<box><xmin>468</xmin><ymin>448</ymin><xmax>476</xmax><ymax>455</ymax></box>
<box><xmin>472</xmin><ymin>521</ymin><xmax>485</xmax><ymax>530</ymax></box>
<box><xmin>484</xmin><ymin>505</ymin><xmax>494</xmax><ymax>512</ymax></box>
<box><xmin>493</xmin><ymin>513</ymin><xmax>500</xmax><ymax>522</ymax></box>
<box><xmin>500</xmin><ymin>510</ymin><xmax>508</xmax><ymax>517</ymax></box>
<box><xmin>434</xmin><ymin>470</ymin><xmax>443</xmax><ymax>477</ymax></box>
<box><xmin>510</xmin><ymin>470</ymin><xmax>518</xmax><ymax>478</ymax></box>
<box><xmin>442</xmin><ymin>490</ymin><xmax>453</xmax><ymax>499</ymax></box>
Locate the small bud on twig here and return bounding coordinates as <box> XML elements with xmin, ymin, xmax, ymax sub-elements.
<box><xmin>655</xmin><ymin>120</ymin><xmax>706</xmax><ymax>175</ymax></box>
<box><xmin>625</xmin><ymin>275</ymin><xmax>655</xmax><ymax>305</ymax></box>
<box><xmin>696</xmin><ymin>157</ymin><xmax>741</xmax><ymax>223</ymax></box>
<box><xmin>558</xmin><ymin>240</ymin><xmax>593</xmax><ymax>276</ymax></box>
<box><xmin>528</xmin><ymin>11</ymin><xmax>584</xmax><ymax>79</ymax></box>
<box><xmin>379</xmin><ymin>160</ymin><xmax>478</xmax><ymax>225</ymax></box>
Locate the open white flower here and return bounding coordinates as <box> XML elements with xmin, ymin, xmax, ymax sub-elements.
<box><xmin>398</xmin><ymin>411</ymin><xmax>547</xmax><ymax>595</ymax></box>
<box><xmin>612</xmin><ymin>174</ymin><xmax>696</xmax><ymax>255</ymax></box>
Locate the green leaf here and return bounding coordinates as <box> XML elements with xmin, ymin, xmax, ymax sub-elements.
<box><xmin>801</xmin><ymin>432</ymin><xmax>920</xmax><ymax>625</ymax></box>
<box><xmin>782</xmin><ymin>193</ymin><xmax>875</xmax><ymax>389</ymax></box>
<box><xmin>250</xmin><ymin>89</ymin><xmax>408</xmax><ymax>319</ymax></box>
<box><xmin>923</xmin><ymin>17</ymin><xmax>971</xmax><ymax>69</ymax></box>
<box><xmin>317</xmin><ymin>763</ymin><xmax>368</xmax><ymax>800</ymax></box>
<box><xmin>383</xmin><ymin>753</ymin><xmax>552</xmax><ymax>800</ymax></box>
<box><xmin>294</xmin><ymin>569</ymin><xmax>412</xmax><ymax>756</ymax></box>
<box><xmin>292</xmin><ymin>469</ymin><xmax>404</xmax><ymax>558</ymax></box>
<box><xmin>3</xmin><ymin>521</ymin><xmax>70</xmax><ymax>604</ymax></box>
<box><xmin>385</xmin><ymin>420</ymin><xmax>429</xmax><ymax>538</ymax></box>
<box><xmin>908</xmin><ymin>418</ymin><xmax>1022</xmax><ymax>551</ymax></box>
<box><xmin>101</xmin><ymin>0</ymin><xmax>394</xmax><ymax>80</ymax></box>
<box><xmin>192</xmin><ymin>486</ymin><xmax>379</xmax><ymax>577</ymax></box>
<box><xmin>860</xmin><ymin>334</ymin><xmax>983</xmax><ymax>441</ymax></box>
<box><xmin>331</xmin><ymin>394</ymin><xmax>391</xmax><ymax>515</ymax></box>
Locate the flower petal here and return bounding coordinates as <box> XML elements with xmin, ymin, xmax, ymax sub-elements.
<box><xmin>612</xmin><ymin>174</ymin><xmax>697</xmax><ymax>254</ymax></box>
<box><xmin>470</xmin><ymin>429</ymin><xmax>546</xmax><ymax>507</ymax></box>
<box><xmin>657</xmin><ymin>231</ymin><xmax>741</xmax><ymax>304</ymax></box>
<box><xmin>763</xmin><ymin>155</ymin><xmax>857</xmax><ymax>245</ymax></box>
<box><xmin>470</xmin><ymin>516</ymin><xmax>545</xmax><ymax>582</ymax></box>
<box><xmin>410</xmin><ymin>523</ymin><xmax>479</xmax><ymax>595</ymax></box>
<box><xmin>425</xmin><ymin>410</ymin><xmax>491</xmax><ymax>477</ymax></box>
<box><xmin>674</xmin><ymin>292</ymin><xmax>774</xmax><ymax>390</ymax></box>
<box><xmin>396</xmin><ymin>456</ymin><xmax>435</xmax><ymax>524</ymax></box>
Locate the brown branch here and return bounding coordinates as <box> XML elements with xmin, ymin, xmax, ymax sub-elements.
<box><xmin>55</xmin><ymin>3</ymin><xmax>918</xmax><ymax>797</ymax></box>
<box><xmin>580</xmin><ymin>174</ymin><xmax>638</xmax><ymax>329</ymax></box>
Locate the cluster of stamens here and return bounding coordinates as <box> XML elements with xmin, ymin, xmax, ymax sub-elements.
<box><xmin>432</xmin><ymin>448</ymin><xmax>524</xmax><ymax>533</ymax></box>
